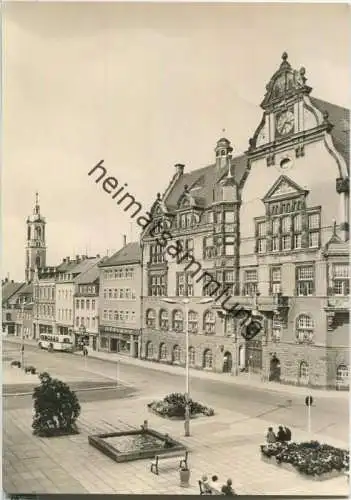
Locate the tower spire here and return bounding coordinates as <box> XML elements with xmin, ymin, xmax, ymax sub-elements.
<box><xmin>34</xmin><ymin>192</ymin><xmax>40</xmax><ymax>215</ymax></box>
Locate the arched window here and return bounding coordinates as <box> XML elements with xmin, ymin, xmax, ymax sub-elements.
<box><xmin>296</xmin><ymin>314</ymin><xmax>314</xmax><ymax>343</ymax></box>
<box><xmin>336</xmin><ymin>364</ymin><xmax>349</xmax><ymax>385</ymax></box>
<box><xmin>203</xmin><ymin>349</ymin><xmax>213</xmax><ymax>369</ymax></box>
<box><xmin>172</xmin><ymin>310</ymin><xmax>183</xmax><ymax>332</ymax></box>
<box><xmin>173</xmin><ymin>345</ymin><xmax>181</xmax><ymax>363</ymax></box>
<box><xmin>159</xmin><ymin>309</ymin><xmax>168</xmax><ymax>330</ymax></box>
<box><xmin>188</xmin><ymin>311</ymin><xmax>198</xmax><ymax>333</ymax></box>
<box><xmin>189</xmin><ymin>347</ymin><xmax>196</xmax><ymax>366</ymax></box>
<box><xmin>299</xmin><ymin>361</ymin><xmax>309</xmax><ymax>384</ymax></box>
<box><xmin>146</xmin><ymin>309</ymin><xmax>156</xmax><ymax>328</ymax></box>
<box><xmin>146</xmin><ymin>341</ymin><xmax>153</xmax><ymax>359</ymax></box>
<box><xmin>204</xmin><ymin>310</ymin><xmax>216</xmax><ymax>334</ymax></box>
<box><xmin>159</xmin><ymin>343</ymin><xmax>167</xmax><ymax>360</ymax></box>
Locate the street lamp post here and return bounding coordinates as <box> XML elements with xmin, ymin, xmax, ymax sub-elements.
<box><xmin>20</xmin><ymin>302</ymin><xmax>25</xmax><ymax>369</ymax></box>
<box><xmin>161</xmin><ymin>296</ymin><xmax>213</xmax><ymax>437</ymax></box>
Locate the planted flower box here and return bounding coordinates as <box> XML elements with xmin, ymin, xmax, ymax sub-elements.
<box><xmin>260</xmin><ymin>441</ymin><xmax>349</xmax><ymax>481</ymax></box>
<box><xmin>147</xmin><ymin>393</ymin><xmax>214</xmax><ymax>421</ymax></box>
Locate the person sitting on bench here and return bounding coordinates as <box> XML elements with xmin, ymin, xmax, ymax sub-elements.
<box><xmin>210</xmin><ymin>475</ymin><xmax>219</xmax><ymax>490</ymax></box>
<box><xmin>221</xmin><ymin>478</ymin><xmax>236</xmax><ymax>496</ymax></box>
<box><xmin>201</xmin><ymin>475</ymin><xmax>212</xmax><ymax>494</ymax></box>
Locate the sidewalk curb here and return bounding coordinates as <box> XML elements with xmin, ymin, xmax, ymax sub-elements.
<box><xmin>4</xmin><ymin>337</ymin><xmax>349</xmax><ymax>400</ymax></box>
<box><xmin>3</xmin><ymin>385</ymin><xmax>128</xmax><ymax>397</ymax></box>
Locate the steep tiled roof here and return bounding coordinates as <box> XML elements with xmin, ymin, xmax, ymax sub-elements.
<box><xmin>2</xmin><ymin>281</ymin><xmax>25</xmax><ymax>304</ymax></box>
<box><xmin>57</xmin><ymin>259</ymin><xmax>81</xmax><ymax>272</ymax></box>
<box><xmin>18</xmin><ymin>283</ymin><xmax>33</xmax><ymax>295</ymax></box>
<box><xmin>74</xmin><ymin>258</ymin><xmax>107</xmax><ymax>284</ymax></box>
<box><xmin>310</xmin><ymin>97</ymin><xmax>350</xmax><ymax>172</ymax></box>
<box><xmin>99</xmin><ymin>243</ymin><xmax>141</xmax><ymax>267</ymax></box>
<box><xmin>71</xmin><ymin>257</ymin><xmax>102</xmax><ymax>275</ymax></box>
<box><xmin>164</xmin><ymin>155</ymin><xmax>248</xmax><ymax>210</ymax></box>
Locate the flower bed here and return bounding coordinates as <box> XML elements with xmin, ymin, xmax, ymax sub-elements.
<box><xmin>260</xmin><ymin>441</ymin><xmax>349</xmax><ymax>480</ymax></box>
<box><xmin>148</xmin><ymin>393</ymin><xmax>214</xmax><ymax>419</ymax></box>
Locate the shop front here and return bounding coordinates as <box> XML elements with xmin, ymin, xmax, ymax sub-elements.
<box><xmin>99</xmin><ymin>326</ymin><xmax>140</xmax><ymax>358</ymax></box>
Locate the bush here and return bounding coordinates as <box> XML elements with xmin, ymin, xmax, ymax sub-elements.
<box><xmin>32</xmin><ymin>372</ymin><xmax>81</xmax><ymax>437</ymax></box>
<box><xmin>11</xmin><ymin>360</ymin><xmax>21</xmax><ymax>368</ymax></box>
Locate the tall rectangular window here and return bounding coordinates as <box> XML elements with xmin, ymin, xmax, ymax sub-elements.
<box><xmin>187</xmin><ymin>274</ymin><xmax>194</xmax><ymax>297</ymax></box>
<box><xmin>203</xmin><ymin>236</ymin><xmax>216</xmax><ymax>259</ymax></box>
<box><xmin>225</xmin><ymin>236</ymin><xmax>235</xmax><ymax>256</ymax></box>
<box><xmin>332</xmin><ymin>263</ymin><xmax>350</xmax><ymax>296</ymax></box>
<box><xmin>176</xmin><ymin>273</ymin><xmax>185</xmax><ymax>296</ymax></box>
<box><xmin>296</xmin><ymin>265</ymin><xmax>314</xmax><ymax>296</ymax></box>
<box><xmin>243</xmin><ymin>269</ymin><xmax>258</xmax><ymax>296</ymax></box>
<box><xmin>270</xmin><ymin>267</ymin><xmax>281</xmax><ymax>294</ymax></box>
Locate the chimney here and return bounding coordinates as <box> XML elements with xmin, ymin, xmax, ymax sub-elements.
<box><xmin>63</xmin><ymin>258</ymin><xmax>66</xmax><ymax>263</ymax></box>
<box><xmin>76</xmin><ymin>254</ymin><xmax>80</xmax><ymax>261</ymax></box>
<box><xmin>66</xmin><ymin>256</ymin><xmax>70</xmax><ymax>262</ymax></box>
<box><xmin>175</xmin><ymin>163</ymin><xmax>185</xmax><ymax>176</ymax></box>
<box><xmin>123</xmin><ymin>235</ymin><xmax>127</xmax><ymax>247</ymax></box>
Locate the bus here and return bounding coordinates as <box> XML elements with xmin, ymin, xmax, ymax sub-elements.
<box><xmin>38</xmin><ymin>333</ymin><xmax>74</xmax><ymax>352</ymax></box>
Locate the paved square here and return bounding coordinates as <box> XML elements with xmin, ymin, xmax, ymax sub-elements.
<box><xmin>3</xmin><ymin>393</ymin><xmax>349</xmax><ymax>495</ymax></box>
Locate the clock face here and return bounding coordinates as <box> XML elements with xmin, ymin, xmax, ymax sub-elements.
<box><xmin>276</xmin><ymin>110</ymin><xmax>294</xmax><ymax>135</ymax></box>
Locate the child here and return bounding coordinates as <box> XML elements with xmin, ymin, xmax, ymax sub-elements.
<box><xmin>266</xmin><ymin>427</ymin><xmax>276</xmax><ymax>443</ymax></box>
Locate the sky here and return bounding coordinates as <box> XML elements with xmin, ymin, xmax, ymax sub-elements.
<box><xmin>3</xmin><ymin>2</ymin><xmax>350</xmax><ymax>282</ymax></box>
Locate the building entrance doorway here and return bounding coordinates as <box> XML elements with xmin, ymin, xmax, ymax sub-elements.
<box><xmin>110</xmin><ymin>338</ymin><xmax>118</xmax><ymax>352</ymax></box>
<box><xmin>223</xmin><ymin>351</ymin><xmax>233</xmax><ymax>373</ymax></box>
<box><xmin>269</xmin><ymin>354</ymin><xmax>281</xmax><ymax>381</ymax></box>
<box><xmin>245</xmin><ymin>339</ymin><xmax>262</xmax><ymax>373</ymax></box>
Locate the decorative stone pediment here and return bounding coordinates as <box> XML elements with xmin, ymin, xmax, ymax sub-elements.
<box><xmin>262</xmin><ymin>175</ymin><xmax>307</xmax><ymax>202</ymax></box>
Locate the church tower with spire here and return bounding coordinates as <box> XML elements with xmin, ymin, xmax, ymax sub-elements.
<box><xmin>25</xmin><ymin>193</ymin><xmax>46</xmax><ymax>282</ymax></box>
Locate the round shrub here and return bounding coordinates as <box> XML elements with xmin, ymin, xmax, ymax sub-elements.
<box><xmin>32</xmin><ymin>372</ymin><xmax>81</xmax><ymax>437</ymax></box>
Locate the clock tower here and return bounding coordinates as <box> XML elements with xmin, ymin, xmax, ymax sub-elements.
<box><xmin>248</xmin><ymin>51</ymin><xmax>314</xmax><ymax>162</ymax></box>
<box><xmin>25</xmin><ymin>192</ymin><xmax>47</xmax><ymax>283</ymax></box>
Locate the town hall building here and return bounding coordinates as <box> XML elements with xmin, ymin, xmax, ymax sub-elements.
<box><xmin>139</xmin><ymin>52</ymin><xmax>349</xmax><ymax>389</ymax></box>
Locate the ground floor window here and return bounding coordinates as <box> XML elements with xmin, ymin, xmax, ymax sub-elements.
<box><xmin>203</xmin><ymin>349</ymin><xmax>213</xmax><ymax>369</ymax></box>
<box><xmin>189</xmin><ymin>347</ymin><xmax>195</xmax><ymax>366</ymax></box>
<box><xmin>173</xmin><ymin>345</ymin><xmax>181</xmax><ymax>363</ymax></box>
<box><xmin>100</xmin><ymin>337</ymin><xmax>108</xmax><ymax>349</ymax></box>
<box><xmin>336</xmin><ymin>364</ymin><xmax>349</xmax><ymax>385</ymax></box>
<box><xmin>299</xmin><ymin>361</ymin><xmax>309</xmax><ymax>384</ymax></box>
<box><xmin>146</xmin><ymin>341</ymin><xmax>154</xmax><ymax>359</ymax></box>
<box><xmin>159</xmin><ymin>343</ymin><xmax>167</xmax><ymax>360</ymax></box>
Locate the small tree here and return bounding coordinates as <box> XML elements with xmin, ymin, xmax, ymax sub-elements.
<box><xmin>32</xmin><ymin>372</ymin><xmax>81</xmax><ymax>437</ymax></box>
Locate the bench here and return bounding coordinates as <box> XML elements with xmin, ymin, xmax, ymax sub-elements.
<box><xmin>198</xmin><ymin>480</ymin><xmax>223</xmax><ymax>495</ymax></box>
<box><xmin>150</xmin><ymin>450</ymin><xmax>188</xmax><ymax>475</ymax></box>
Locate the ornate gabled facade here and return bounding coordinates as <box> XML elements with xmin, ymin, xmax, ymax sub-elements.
<box><xmin>139</xmin><ymin>52</ymin><xmax>349</xmax><ymax>389</ymax></box>
<box><xmin>227</xmin><ymin>52</ymin><xmax>350</xmax><ymax>388</ymax></box>
<box><xmin>140</xmin><ymin>140</ymin><xmax>248</xmax><ymax>372</ymax></box>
